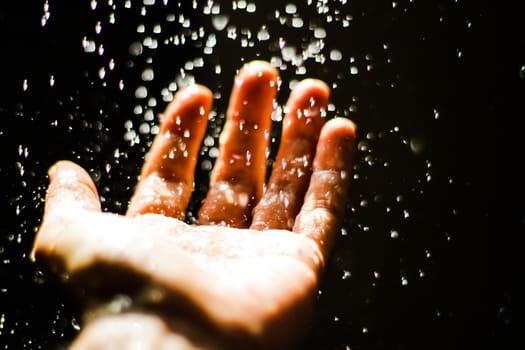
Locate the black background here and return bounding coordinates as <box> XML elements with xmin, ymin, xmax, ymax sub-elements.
<box><xmin>0</xmin><ymin>0</ymin><xmax>516</xmax><ymax>349</ymax></box>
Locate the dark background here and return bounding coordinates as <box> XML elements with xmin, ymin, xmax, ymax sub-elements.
<box><xmin>0</xmin><ymin>0</ymin><xmax>516</xmax><ymax>349</ymax></box>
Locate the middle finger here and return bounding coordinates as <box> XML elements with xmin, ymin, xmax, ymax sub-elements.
<box><xmin>198</xmin><ymin>61</ymin><xmax>278</xmax><ymax>227</ymax></box>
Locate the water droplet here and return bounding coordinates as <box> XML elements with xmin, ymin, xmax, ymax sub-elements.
<box><xmin>330</xmin><ymin>49</ymin><xmax>342</xmax><ymax>61</ymax></box>
<box><xmin>209</xmin><ymin>147</ymin><xmax>219</xmax><ymax>158</ymax></box>
<box><xmin>390</xmin><ymin>229</ymin><xmax>399</xmax><ymax>239</ymax></box>
<box><xmin>357</xmin><ymin>140</ymin><xmax>369</xmax><ymax>152</ymax></box>
<box><xmin>246</xmin><ymin>3</ymin><xmax>256</xmax><ymax>12</ymax></box>
<box><xmin>520</xmin><ymin>65</ymin><xmax>525</xmax><ymax>79</ymax></box>
<box><xmin>95</xmin><ymin>21</ymin><xmax>102</xmax><ymax>34</ymax></box>
<box><xmin>257</xmin><ymin>26</ymin><xmax>270</xmax><ymax>41</ymax></box>
<box><xmin>41</xmin><ymin>4</ymin><xmax>51</xmax><ymax>27</ymax></box>
<box><xmin>71</xmin><ymin>317</ymin><xmax>80</xmax><ymax>331</ymax></box>
<box><xmin>98</xmin><ymin>67</ymin><xmax>106</xmax><ymax>79</ymax></box>
<box><xmin>107</xmin><ymin>294</ymin><xmax>132</xmax><ymax>313</ymax></box>
<box><xmin>141</xmin><ymin>68</ymin><xmax>154</xmax><ymax>81</ymax></box>
<box><xmin>212</xmin><ymin>15</ymin><xmax>229</xmax><ymax>31</ymax></box>
<box><xmin>409</xmin><ymin>137</ymin><xmax>425</xmax><ymax>155</ymax></box>
<box><xmin>82</xmin><ymin>37</ymin><xmax>96</xmax><ymax>53</ymax></box>
<box><xmin>313</xmin><ymin>27</ymin><xmax>326</xmax><ymax>39</ymax></box>
<box><xmin>292</xmin><ymin>17</ymin><xmax>304</xmax><ymax>28</ymax></box>
<box><xmin>135</xmin><ymin>86</ymin><xmax>148</xmax><ymax>99</ymax></box>
<box><xmin>433</xmin><ymin>108</ymin><xmax>440</xmax><ymax>119</ymax></box>
<box><xmin>129</xmin><ymin>41</ymin><xmax>143</xmax><ymax>56</ymax></box>
<box><xmin>285</xmin><ymin>4</ymin><xmax>297</xmax><ymax>14</ymax></box>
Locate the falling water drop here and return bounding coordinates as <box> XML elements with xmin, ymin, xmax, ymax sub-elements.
<box><xmin>212</xmin><ymin>15</ymin><xmax>229</xmax><ymax>31</ymax></box>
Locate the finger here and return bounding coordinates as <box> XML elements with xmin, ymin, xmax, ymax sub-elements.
<box><xmin>293</xmin><ymin>118</ymin><xmax>356</xmax><ymax>263</ymax></box>
<box><xmin>43</xmin><ymin>160</ymin><xmax>101</xmax><ymax>213</ymax></box>
<box><xmin>127</xmin><ymin>85</ymin><xmax>212</xmax><ymax>219</ymax></box>
<box><xmin>198</xmin><ymin>61</ymin><xmax>278</xmax><ymax>227</ymax></box>
<box><xmin>251</xmin><ymin>79</ymin><xmax>330</xmax><ymax>230</ymax></box>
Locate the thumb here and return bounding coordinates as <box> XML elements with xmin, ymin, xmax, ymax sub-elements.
<box><xmin>44</xmin><ymin>160</ymin><xmax>101</xmax><ymax>213</ymax></box>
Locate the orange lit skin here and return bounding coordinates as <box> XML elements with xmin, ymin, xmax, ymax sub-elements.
<box><xmin>32</xmin><ymin>61</ymin><xmax>357</xmax><ymax>350</ymax></box>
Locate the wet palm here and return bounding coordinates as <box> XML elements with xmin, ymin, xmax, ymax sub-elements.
<box><xmin>32</xmin><ymin>61</ymin><xmax>356</xmax><ymax>349</ymax></box>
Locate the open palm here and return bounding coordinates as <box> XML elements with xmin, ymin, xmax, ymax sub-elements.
<box><xmin>32</xmin><ymin>61</ymin><xmax>356</xmax><ymax>349</ymax></box>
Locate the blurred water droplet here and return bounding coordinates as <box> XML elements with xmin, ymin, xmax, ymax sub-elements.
<box><xmin>141</xmin><ymin>68</ymin><xmax>154</xmax><ymax>81</ymax></box>
<box><xmin>212</xmin><ymin>15</ymin><xmax>229</xmax><ymax>31</ymax></box>
<box><xmin>82</xmin><ymin>37</ymin><xmax>96</xmax><ymax>53</ymax></box>
<box><xmin>409</xmin><ymin>137</ymin><xmax>425</xmax><ymax>155</ymax></box>
<box><xmin>71</xmin><ymin>317</ymin><xmax>80</xmax><ymax>331</ymax></box>
<box><xmin>330</xmin><ymin>49</ymin><xmax>342</xmax><ymax>61</ymax></box>
<box><xmin>129</xmin><ymin>42</ymin><xmax>143</xmax><ymax>56</ymax></box>
<box><xmin>433</xmin><ymin>108</ymin><xmax>440</xmax><ymax>119</ymax></box>
<box><xmin>257</xmin><ymin>26</ymin><xmax>270</xmax><ymax>41</ymax></box>
<box><xmin>95</xmin><ymin>21</ymin><xmax>102</xmax><ymax>34</ymax></box>
<box><xmin>390</xmin><ymin>229</ymin><xmax>399</xmax><ymax>239</ymax></box>
<box><xmin>41</xmin><ymin>1</ymin><xmax>51</xmax><ymax>27</ymax></box>
<box><xmin>135</xmin><ymin>86</ymin><xmax>148</xmax><ymax>99</ymax></box>
<box><xmin>98</xmin><ymin>67</ymin><xmax>106</xmax><ymax>79</ymax></box>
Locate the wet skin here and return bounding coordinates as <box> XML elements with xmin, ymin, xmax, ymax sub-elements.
<box><xmin>32</xmin><ymin>61</ymin><xmax>356</xmax><ymax>349</ymax></box>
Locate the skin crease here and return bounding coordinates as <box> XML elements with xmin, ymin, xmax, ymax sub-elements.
<box><xmin>31</xmin><ymin>61</ymin><xmax>357</xmax><ymax>350</ymax></box>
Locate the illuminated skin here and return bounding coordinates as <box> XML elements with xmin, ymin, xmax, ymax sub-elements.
<box><xmin>31</xmin><ymin>61</ymin><xmax>356</xmax><ymax>349</ymax></box>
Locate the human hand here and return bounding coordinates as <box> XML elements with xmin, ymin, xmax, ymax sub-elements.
<box><xmin>31</xmin><ymin>61</ymin><xmax>356</xmax><ymax>349</ymax></box>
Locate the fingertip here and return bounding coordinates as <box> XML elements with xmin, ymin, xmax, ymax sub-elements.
<box><xmin>162</xmin><ymin>84</ymin><xmax>213</xmax><ymax>129</ymax></box>
<box><xmin>238</xmin><ymin>60</ymin><xmax>279</xmax><ymax>83</ymax></box>
<box><xmin>291</xmin><ymin>78</ymin><xmax>330</xmax><ymax>101</ymax></box>
<box><xmin>321</xmin><ymin>117</ymin><xmax>357</xmax><ymax>140</ymax></box>
<box><xmin>48</xmin><ymin>160</ymin><xmax>97</xmax><ymax>192</ymax></box>
<box><xmin>180</xmin><ymin>83</ymin><xmax>213</xmax><ymax>104</ymax></box>
<box><xmin>46</xmin><ymin>160</ymin><xmax>101</xmax><ymax>212</ymax></box>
